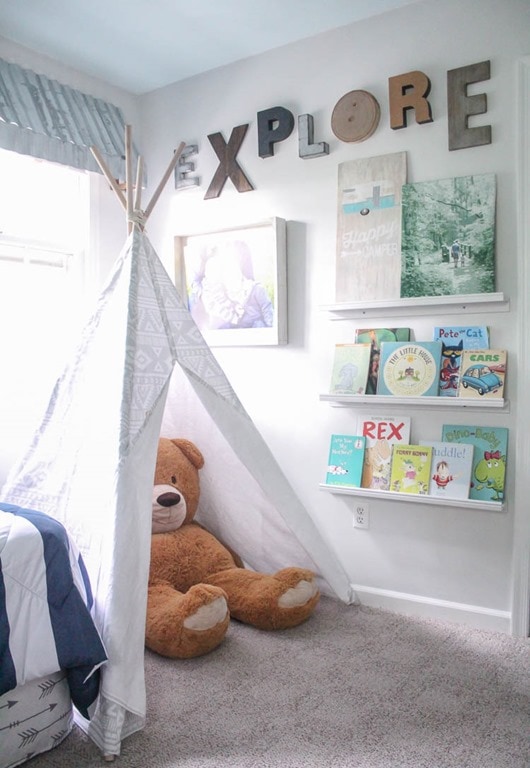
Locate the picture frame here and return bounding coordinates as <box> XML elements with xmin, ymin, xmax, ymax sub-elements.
<box><xmin>400</xmin><ymin>173</ymin><xmax>496</xmax><ymax>298</ymax></box>
<box><xmin>174</xmin><ymin>218</ymin><xmax>287</xmax><ymax>346</ymax></box>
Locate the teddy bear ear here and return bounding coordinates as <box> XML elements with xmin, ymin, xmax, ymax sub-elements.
<box><xmin>169</xmin><ymin>438</ymin><xmax>205</xmax><ymax>470</ymax></box>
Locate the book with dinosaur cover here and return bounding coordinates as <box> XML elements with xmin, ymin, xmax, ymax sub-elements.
<box><xmin>325</xmin><ymin>434</ymin><xmax>366</xmax><ymax>488</ymax></box>
<box><xmin>356</xmin><ymin>414</ymin><xmax>411</xmax><ymax>490</ymax></box>
<box><xmin>457</xmin><ymin>349</ymin><xmax>507</xmax><ymax>400</ymax></box>
<box><xmin>389</xmin><ymin>444</ymin><xmax>433</xmax><ymax>495</ymax></box>
<box><xmin>354</xmin><ymin>327</ymin><xmax>411</xmax><ymax>394</ymax></box>
<box><xmin>423</xmin><ymin>441</ymin><xmax>474</xmax><ymax>499</ymax></box>
<box><xmin>441</xmin><ymin>425</ymin><xmax>508</xmax><ymax>502</ymax></box>
<box><xmin>329</xmin><ymin>343</ymin><xmax>371</xmax><ymax>395</ymax></box>
<box><xmin>377</xmin><ymin>341</ymin><xmax>442</xmax><ymax>397</ymax></box>
<box><xmin>433</xmin><ymin>325</ymin><xmax>490</xmax><ymax>396</ymax></box>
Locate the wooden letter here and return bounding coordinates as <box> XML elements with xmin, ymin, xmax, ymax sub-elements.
<box><xmin>257</xmin><ymin>106</ymin><xmax>295</xmax><ymax>158</ymax></box>
<box><xmin>447</xmin><ymin>60</ymin><xmax>492</xmax><ymax>151</ymax></box>
<box><xmin>204</xmin><ymin>125</ymin><xmax>254</xmax><ymax>199</ymax></box>
<box><xmin>388</xmin><ymin>70</ymin><xmax>433</xmax><ymax>129</ymax></box>
<box><xmin>298</xmin><ymin>114</ymin><xmax>329</xmax><ymax>158</ymax></box>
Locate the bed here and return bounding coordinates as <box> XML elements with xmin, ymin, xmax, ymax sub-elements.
<box><xmin>0</xmin><ymin>502</ymin><xmax>107</xmax><ymax>768</ymax></box>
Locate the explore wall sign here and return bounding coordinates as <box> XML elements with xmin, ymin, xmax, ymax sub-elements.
<box><xmin>175</xmin><ymin>61</ymin><xmax>492</xmax><ymax>199</ymax></box>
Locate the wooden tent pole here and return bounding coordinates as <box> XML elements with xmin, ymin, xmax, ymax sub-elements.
<box><xmin>144</xmin><ymin>141</ymin><xmax>186</xmax><ymax>222</ymax></box>
<box><xmin>91</xmin><ymin>132</ymin><xmax>186</xmax><ymax>233</ymax></box>
<box><xmin>125</xmin><ymin>125</ymin><xmax>134</xmax><ymax>234</ymax></box>
<box><xmin>134</xmin><ymin>156</ymin><xmax>144</xmax><ymax>213</ymax></box>
<box><xmin>89</xmin><ymin>145</ymin><xmax>127</xmax><ymax>211</ymax></box>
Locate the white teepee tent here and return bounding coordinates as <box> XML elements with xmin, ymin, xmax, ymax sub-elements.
<box><xmin>0</xmin><ymin>133</ymin><xmax>354</xmax><ymax>757</ymax></box>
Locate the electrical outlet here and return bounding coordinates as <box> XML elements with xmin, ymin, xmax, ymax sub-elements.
<box><xmin>353</xmin><ymin>502</ymin><xmax>370</xmax><ymax>529</ymax></box>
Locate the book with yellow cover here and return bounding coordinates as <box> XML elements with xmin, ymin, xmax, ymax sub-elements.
<box><xmin>389</xmin><ymin>444</ymin><xmax>432</xmax><ymax>495</ymax></box>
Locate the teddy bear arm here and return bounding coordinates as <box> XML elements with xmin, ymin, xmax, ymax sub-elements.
<box><xmin>149</xmin><ymin>524</ymin><xmax>239</xmax><ymax>592</ymax></box>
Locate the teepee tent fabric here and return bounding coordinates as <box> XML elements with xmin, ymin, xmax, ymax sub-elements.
<box><xmin>1</xmin><ymin>227</ymin><xmax>354</xmax><ymax>756</ymax></box>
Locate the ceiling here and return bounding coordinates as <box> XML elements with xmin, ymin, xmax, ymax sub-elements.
<box><xmin>0</xmin><ymin>0</ymin><xmax>419</xmax><ymax>95</ymax></box>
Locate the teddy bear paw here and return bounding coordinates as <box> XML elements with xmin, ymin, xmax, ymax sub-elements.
<box><xmin>184</xmin><ymin>595</ymin><xmax>228</xmax><ymax>630</ymax></box>
<box><xmin>278</xmin><ymin>578</ymin><xmax>319</xmax><ymax>608</ymax></box>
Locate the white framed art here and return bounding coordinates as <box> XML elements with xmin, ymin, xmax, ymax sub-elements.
<box><xmin>174</xmin><ymin>218</ymin><xmax>287</xmax><ymax>346</ymax></box>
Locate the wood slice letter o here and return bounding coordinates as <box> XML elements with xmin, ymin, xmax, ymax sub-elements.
<box><xmin>331</xmin><ymin>90</ymin><xmax>381</xmax><ymax>143</ymax></box>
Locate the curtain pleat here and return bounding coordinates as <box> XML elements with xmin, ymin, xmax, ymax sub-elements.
<box><xmin>0</xmin><ymin>57</ymin><xmax>141</xmax><ymax>181</ymax></box>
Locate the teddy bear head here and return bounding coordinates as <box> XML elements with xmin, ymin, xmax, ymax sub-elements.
<box><xmin>152</xmin><ymin>437</ymin><xmax>204</xmax><ymax>534</ymax></box>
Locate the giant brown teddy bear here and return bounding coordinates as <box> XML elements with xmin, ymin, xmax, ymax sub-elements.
<box><xmin>146</xmin><ymin>437</ymin><xmax>320</xmax><ymax>658</ymax></box>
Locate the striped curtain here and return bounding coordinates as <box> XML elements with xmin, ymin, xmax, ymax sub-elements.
<box><xmin>0</xmin><ymin>57</ymin><xmax>140</xmax><ymax>181</ymax></box>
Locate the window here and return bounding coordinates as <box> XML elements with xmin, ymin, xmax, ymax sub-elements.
<box><xmin>0</xmin><ymin>149</ymin><xmax>91</xmax><ymax>481</ymax></box>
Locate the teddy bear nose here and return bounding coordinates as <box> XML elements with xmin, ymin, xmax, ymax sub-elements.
<box><xmin>157</xmin><ymin>492</ymin><xmax>181</xmax><ymax>508</ymax></box>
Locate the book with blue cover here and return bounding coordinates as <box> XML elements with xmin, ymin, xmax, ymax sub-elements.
<box><xmin>433</xmin><ymin>325</ymin><xmax>490</xmax><ymax>396</ymax></box>
<box><xmin>440</xmin><ymin>425</ymin><xmax>508</xmax><ymax>502</ymax></box>
<box><xmin>377</xmin><ymin>341</ymin><xmax>442</xmax><ymax>397</ymax></box>
<box><xmin>325</xmin><ymin>434</ymin><xmax>366</xmax><ymax>488</ymax></box>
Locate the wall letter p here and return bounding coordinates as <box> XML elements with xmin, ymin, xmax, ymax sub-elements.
<box><xmin>257</xmin><ymin>106</ymin><xmax>295</xmax><ymax>158</ymax></box>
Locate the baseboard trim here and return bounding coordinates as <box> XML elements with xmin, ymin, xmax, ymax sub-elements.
<box><xmin>351</xmin><ymin>584</ymin><xmax>511</xmax><ymax>633</ymax></box>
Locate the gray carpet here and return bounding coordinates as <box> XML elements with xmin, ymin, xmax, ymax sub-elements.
<box><xmin>31</xmin><ymin>597</ymin><xmax>529</xmax><ymax>768</ymax></box>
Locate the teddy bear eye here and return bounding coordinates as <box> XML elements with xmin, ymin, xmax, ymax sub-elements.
<box><xmin>171</xmin><ymin>476</ymin><xmax>177</xmax><ymax>485</ymax></box>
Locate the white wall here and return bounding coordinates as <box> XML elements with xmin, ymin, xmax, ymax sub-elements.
<box><xmin>0</xmin><ymin>1</ymin><xmax>528</xmax><ymax>633</ymax></box>
<box><xmin>139</xmin><ymin>0</ymin><xmax>530</xmax><ymax>631</ymax></box>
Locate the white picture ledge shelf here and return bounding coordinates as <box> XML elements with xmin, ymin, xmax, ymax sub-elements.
<box><xmin>320</xmin><ymin>394</ymin><xmax>508</xmax><ymax>410</ymax></box>
<box><xmin>319</xmin><ymin>483</ymin><xmax>504</xmax><ymax>511</ymax></box>
<box><xmin>320</xmin><ymin>292</ymin><xmax>509</xmax><ymax>319</ymax></box>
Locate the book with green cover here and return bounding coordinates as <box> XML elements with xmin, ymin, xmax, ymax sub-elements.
<box><xmin>389</xmin><ymin>444</ymin><xmax>433</xmax><ymax>495</ymax></box>
<box><xmin>457</xmin><ymin>349</ymin><xmax>506</xmax><ymax>400</ymax></box>
<box><xmin>329</xmin><ymin>343</ymin><xmax>371</xmax><ymax>395</ymax></box>
<box><xmin>441</xmin><ymin>425</ymin><xmax>508</xmax><ymax>502</ymax></box>
<box><xmin>325</xmin><ymin>434</ymin><xmax>366</xmax><ymax>488</ymax></box>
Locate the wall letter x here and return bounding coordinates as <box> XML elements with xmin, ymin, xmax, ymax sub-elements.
<box><xmin>204</xmin><ymin>124</ymin><xmax>254</xmax><ymax>199</ymax></box>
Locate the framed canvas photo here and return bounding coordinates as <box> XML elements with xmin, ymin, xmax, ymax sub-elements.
<box><xmin>400</xmin><ymin>173</ymin><xmax>496</xmax><ymax>298</ymax></box>
<box><xmin>174</xmin><ymin>218</ymin><xmax>287</xmax><ymax>346</ymax></box>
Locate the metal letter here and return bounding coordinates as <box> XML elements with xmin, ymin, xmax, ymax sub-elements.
<box><xmin>447</xmin><ymin>60</ymin><xmax>492</xmax><ymax>150</ymax></box>
<box><xmin>298</xmin><ymin>114</ymin><xmax>329</xmax><ymax>158</ymax></box>
<box><xmin>257</xmin><ymin>106</ymin><xmax>295</xmax><ymax>158</ymax></box>
<box><xmin>175</xmin><ymin>144</ymin><xmax>199</xmax><ymax>189</ymax></box>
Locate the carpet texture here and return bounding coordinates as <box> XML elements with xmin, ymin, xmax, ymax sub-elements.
<box><xmin>30</xmin><ymin>597</ymin><xmax>529</xmax><ymax>767</ymax></box>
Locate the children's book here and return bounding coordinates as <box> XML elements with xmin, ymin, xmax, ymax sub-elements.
<box><xmin>433</xmin><ymin>326</ymin><xmax>490</xmax><ymax>397</ymax></box>
<box><xmin>325</xmin><ymin>434</ymin><xmax>366</xmax><ymax>487</ymax></box>
<box><xmin>389</xmin><ymin>444</ymin><xmax>433</xmax><ymax>495</ymax></box>
<box><xmin>354</xmin><ymin>327</ymin><xmax>411</xmax><ymax>394</ymax></box>
<box><xmin>441</xmin><ymin>425</ymin><xmax>508</xmax><ymax>502</ymax></box>
<box><xmin>377</xmin><ymin>341</ymin><xmax>442</xmax><ymax>397</ymax></box>
<box><xmin>356</xmin><ymin>414</ymin><xmax>411</xmax><ymax>490</ymax></box>
<box><xmin>422</xmin><ymin>441</ymin><xmax>474</xmax><ymax>499</ymax></box>
<box><xmin>329</xmin><ymin>343</ymin><xmax>371</xmax><ymax>395</ymax></box>
<box><xmin>457</xmin><ymin>349</ymin><xmax>507</xmax><ymax>400</ymax></box>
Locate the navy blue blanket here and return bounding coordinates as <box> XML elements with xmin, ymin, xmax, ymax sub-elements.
<box><xmin>0</xmin><ymin>502</ymin><xmax>107</xmax><ymax>718</ymax></box>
